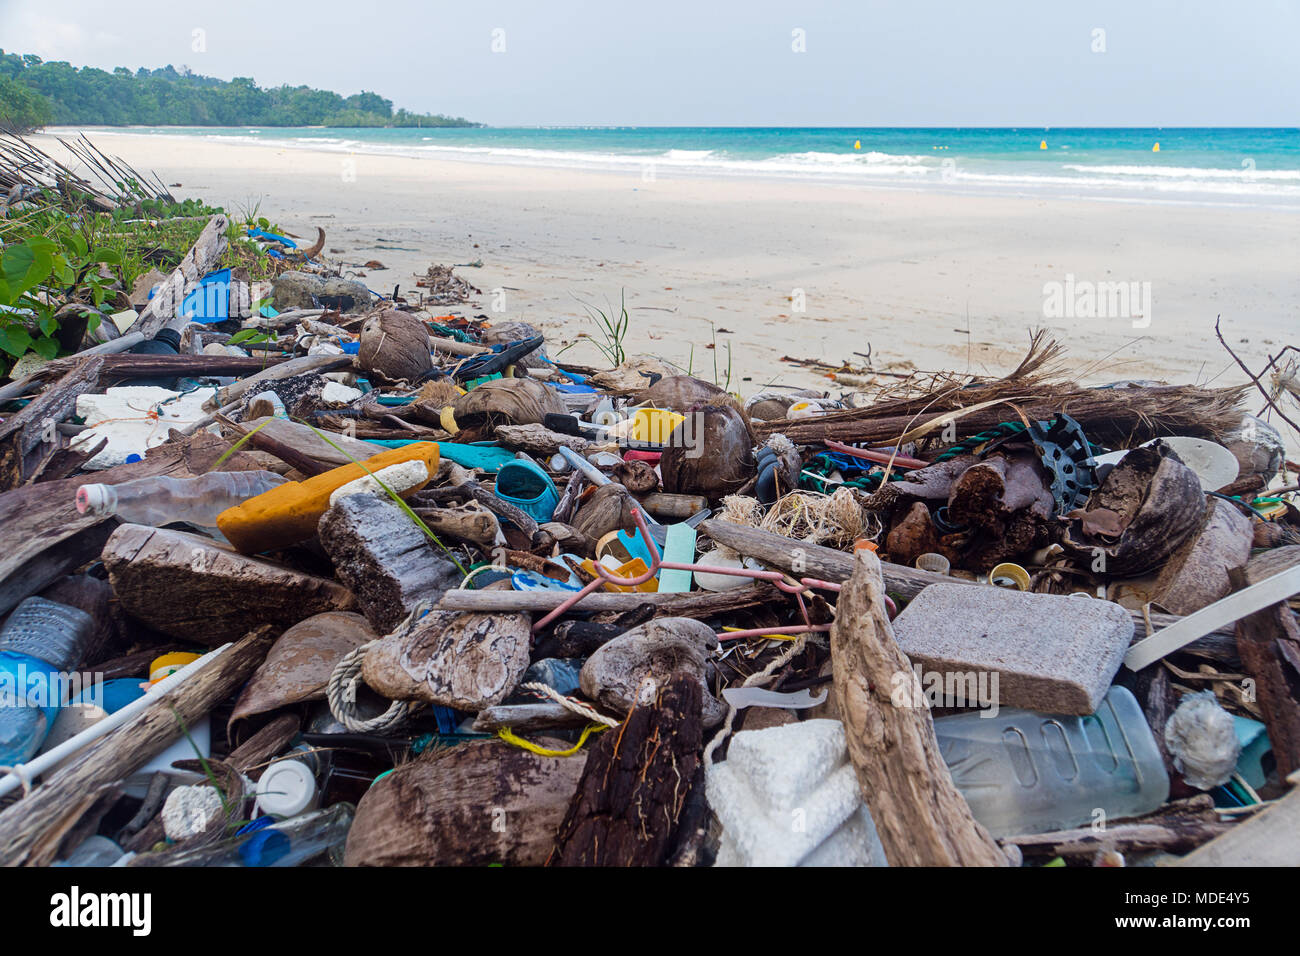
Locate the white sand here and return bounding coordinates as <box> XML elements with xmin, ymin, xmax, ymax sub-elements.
<box><xmin>36</xmin><ymin>131</ymin><xmax>1300</xmax><ymax>405</ymax></box>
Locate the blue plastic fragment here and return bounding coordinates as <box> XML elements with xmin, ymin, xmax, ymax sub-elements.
<box><xmin>179</xmin><ymin>268</ymin><xmax>232</xmax><ymax>323</ymax></box>
<box><xmin>246</xmin><ymin>227</ymin><xmax>298</xmax><ymax>249</ymax></box>
<box><xmin>239</xmin><ymin>828</ymin><xmax>290</xmax><ymax>867</ymax></box>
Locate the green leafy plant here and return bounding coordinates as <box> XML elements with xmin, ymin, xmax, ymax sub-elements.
<box><xmin>559</xmin><ymin>289</ymin><xmax>631</xmax><ymax>368</ymax></box>
<box><xmin>0</xmin><ymin>213</ymin><xmax>121</xmax><ymax>363</ymax></box>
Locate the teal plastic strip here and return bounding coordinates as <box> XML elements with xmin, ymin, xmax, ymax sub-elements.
<box><xmin>658</xmin><ymin>523</ymin><xmax>696</xmax><ymax>593</ymax></box>
<box><xmin>366</xmin><ymin>440</ymin><xmax>516</xmax><ymax>473</ymax></box>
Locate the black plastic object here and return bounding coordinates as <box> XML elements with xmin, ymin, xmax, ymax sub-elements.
<box><xmin>541</xmin><ymin>413</ymin><xmax>667</xmax><ymax>452</ymax></box>
<box><xmin>1026</xmin><ymin>414</ymin><xmax>1099</xmax><ymax>516</ymax></box>
<box><xmin>931</xmin><ymin>505</ymin><xmax>969</xmax><ymax>534</ymax></box>
<box><xmin>421</xmin><ymin>335</ymin><xmax>546</xmax><ymax>384</ymax></box>
<box><xmin>123</xmin><ymin>328</ymin><xmax>182</xmax><ymax>388</ymax></box>
<box><xmin>755</xmin><ymin>446</ymin><xmax>782</xmax><ymax>503</ymax></box>
<box><xmin>544</xmin><ymin>413</ymin><xmax>600</xmax><ymax>439</ymax></box>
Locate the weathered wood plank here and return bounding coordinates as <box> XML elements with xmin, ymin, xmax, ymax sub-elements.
<box><xmin>831</xmin><ymin>549</ymin><xmax>1008</xmax><ymax>866</ymax></box>
<box><xmin>0</xmin><ymin>628</ymin><xmax>272</xmax><ymax>867</ymax></box>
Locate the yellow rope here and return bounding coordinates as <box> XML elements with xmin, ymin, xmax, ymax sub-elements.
<box><xmin>496</xmin><ymin>723</ymin><xmax>607</xmax><ymax>757</ymax></box>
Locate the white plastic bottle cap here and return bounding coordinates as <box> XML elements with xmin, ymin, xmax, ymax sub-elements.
<box><xmin>75</xmin><ymin>483</ymin><xmax>116</xmax><ymax>516</ymax></box>
<box><xmin>255</xmin><ymin>760</ymin><xmax>319</xmax><ymax>819</ymax></box>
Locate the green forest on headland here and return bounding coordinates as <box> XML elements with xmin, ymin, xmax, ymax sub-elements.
<box><xmin>0</xmin><ymin>51</ymin><xmax>478</xmax><ymax>132</ymax></box>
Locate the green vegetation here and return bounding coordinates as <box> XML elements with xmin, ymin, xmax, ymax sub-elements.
<box><xmin>0</xmin><ymin>74</ymin><xmax>53</xmax><ymax>133</ymax></box>
<box><xmin>0</xmin><ymin>184</ymin><xmax>286</xmax><ymax>375</ymax></box>
<box><xmin>0</xmin><ymin>51</ymin><xmax>476</xmax><ymax>130</ymax></box>
<box><xmin>562</xmin><ymin>290</ymin><xmax>632</xmax><ymax>367</ymax></box>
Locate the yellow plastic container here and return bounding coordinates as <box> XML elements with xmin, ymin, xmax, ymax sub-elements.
<box><xmin>580</xmin><ymin>557</ymin><xmax>659</xmax><ymax>593</ymax></box>
<box><xmin>631</xmin><ymin>408</ymin><xmax>686</xmax><ymax>444</ymax></box>
<box><xmin>217</xmin><ymin>442</ymin><xmax>441</xmax><ymax>554</ymax></box>
<box><xmin>148</xmin><ymin>652</ymin><xmax>202</xmax><ymax>684</ymax></box>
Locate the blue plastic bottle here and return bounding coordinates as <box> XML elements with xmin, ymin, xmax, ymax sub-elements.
<box><xmin>0</xmin><ymin>598</ymin><xmax>96</xmax><ymax>765</ymax></box>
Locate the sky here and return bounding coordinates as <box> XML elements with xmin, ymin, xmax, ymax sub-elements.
<box><xmin>1</xmin><ymin>0</ymin><xmax>1296</xmax><ymax>127</ymax></box>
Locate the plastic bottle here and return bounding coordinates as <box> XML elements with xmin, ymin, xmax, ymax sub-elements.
<box><xmin>255</xmin><ymin>746</ymin><xmax>322</xmax><ymax>819</ymax></box>
<box><xmin>130</xmin><ymin>803</ymin><xmax>355</xmax><ymax>867</ymax></box>
<box><xmin>0</xmin><ymin>597</ymin><xmax>96</xmax><ymax>764</ymax></box>
<box><xmin>54</xmin><ymin>835</ymin><xmax>128</xmax><ymax>867</ymax></box>
<box><xmin>522</xmin><ymin>658</ymin><xmax>584</xmax><ymax>697</ymax></box>
<box><xmin>933</xmin><ymin>685</ymin><xmax>1169</xmax><ymax>838</ymax></box>
<box><xmin>216</xmin><ymin>442</ymin><xmax>441</xmax><ymax>554</ymax></box>
<box><xmin>75</xmin><ymin>470</ymin><xmax>289</xmax><ymax>528</ymax></box>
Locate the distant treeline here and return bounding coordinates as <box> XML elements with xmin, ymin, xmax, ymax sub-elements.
<box><xmin>0</xmin><ymin>51</ymin><xmax>478</xmax><ymax>132</ymax></box>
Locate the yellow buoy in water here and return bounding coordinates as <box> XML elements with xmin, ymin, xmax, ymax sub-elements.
<box><xmin>1152</xmin><ymin>142</ymin><xmax>1160</xmax><ymax>152</ymax></box>
<box><xmin>853</xmin><ymin>140</ymin><xmax>861</xmax><ymax>150</ymax></box>
<box><xmin>1040</xmin><ymin>140</ymin><xmax>1047</xmax><ymax>150</ymax></box>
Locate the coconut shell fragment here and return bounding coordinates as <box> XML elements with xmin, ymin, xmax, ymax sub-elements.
<box><xmin>1062</xmin><ymin>442</ymin><xmax>1205</xmax><ymax>576</ymax></box>
<box><xmin>228</xmin><ymin>611</ymin><xmax>376</xmax><ymax>728</ymax></box>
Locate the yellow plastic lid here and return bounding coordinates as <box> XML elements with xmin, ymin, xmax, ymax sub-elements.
<box><xmin>149</xmin><ymin>652</ymin><xmax>202</xmax><ymax>684</ymax></box>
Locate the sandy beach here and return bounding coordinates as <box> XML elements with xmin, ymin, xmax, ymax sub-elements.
<box><xmin>37</xmin><ymin>130</ymin><xmax>1299</xmax><ymax>400</ymax></box>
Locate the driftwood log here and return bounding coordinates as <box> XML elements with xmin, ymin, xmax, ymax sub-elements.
<box><xmin>102</xmin><ymin>524</ymin><xmax>356</xmax><ymax>643</ymax></box>
<box><xmin>700</xmin><ymin>519</ymin><xmax>1241</xmax><ymax>665</ymax></box>
<box><xmin>0</xmin><ymin>628</ymin><xmax>273</xmax><ymax>867</ymax></box>
<box><xmin>0</xmin><ymin>430</ymin><xmax>262</xmax><ymax>615</ymax></box>
<box><xmin>437</xmin><ymin>582</ymin><xmax>785</xmax><ymax>618</ymax></box>
<box><xmin>127</xmin><ymin>213</ymin><xmax>229</xmax><ymax>338</ymax></box>
<box><xmin>492</xmin><ymin>423</ymin><xmax>604</xmax><ymax>458</ymax></box>
<box><xmin>0</xmin><ymin>356</ymin><xmax>103</xmax><ymax>489</ymax></box>
<box><xmin>548</xmin><ymin>674</ymin><xmax>704</xmax><ymax>866</ymax></box>
<box><xmin>832</xmin><ymin>549</ymin><xmax>1008</xmax><ymax>866</ymax></box>
<box><xmin>1173</xmin><ymin>776</ymin><xmax>1300</xmax><ymax>866</ymax></box>
<box><xmin>318</xmin><ymin>494</ymin><xmax>462</xmax><ymax>633</ymax></box>
<box><xmin>361</xmin><ymin>610</ymin><xmax>531</xmax><ymax>710</ymax></box>
<box><xmin>472</xmin><ymin>702</ymin><xmax>589</xmax><ymax>734</ymax></box>
<box><xmin>1231</xmin><ymin>547</ymin><xmax>1300</xmax><ymax>780</ymax></box>
<box><xmin>1002</xmin><ymin>795</ymin><xmax>1231</xmax><ymax>860</ymax></box>
<box><xmin>231</xmin><ymin>417</ymin><xmax>384</xmax><ymax>467</ymax></box>
<box><xmin>410</xmin><ymin>502</ymin><xmax>502</xmax><ymax>550</ymax></box>
<box><xmin>344</xmin><ymin>741</ymin><xmax>587</xmax><ymax>866</ymax></box>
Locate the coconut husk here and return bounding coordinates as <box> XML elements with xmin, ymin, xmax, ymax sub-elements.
<box><xmin>480</xmin><ymin>321</ymin><xmax>550</xmax><ymax>369</ymax></box>
<box><xmin>358</xmin><ymin>309</ymin><xmax>432</xmax><ymax>382</ymax></box>
<box><xmin>450</xmin><ymin>377</ymin><xmax>566</xmax><ymax>430</ymax></box>
<box><xmin>572</xmin><ymin>483</ymin><xmax>638</xmax><ymax>540</ymax></box>
<box><xmin>633</xmin><ymin>374</ymin><xmax>728</xmax><ymax>411</ymax></box>
<box><xmin>408</xmin><ymin>378</ymin><xmax>465</xmax><ymax>426</ymax></box>
<box><xmin>1061</xmin><ymin>442</ymin><xmax>1204</xmax><ymax>576</ymax></box>
<box><xmin>660</xmin><ymin>403</ymin><xmax>756</xmax><ymax>499</ymax></box>
<box><xmin>613</xmin><ymin>459</ymin><xmax>659</xmax><ymax>494</ymax></box>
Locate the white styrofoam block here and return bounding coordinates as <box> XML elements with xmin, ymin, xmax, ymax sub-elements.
<box><xmin>329</xmin><ymin>459</ymin><xmax>429</xmax><ymax>506</ymax></box>
<box><xmin>161</xmin><ymin>784</ymin><xmax>225</xmax><ymax>841</ymax></box>
<box><xmin>321</xmin><ymin>381</ymin><xmax>363</xmax><ymax>406</ymax></box>
<box><xmin>72</xmin><ymin>386</ymin><xmax>212</xmax><ymax>470</ymax></box>
<box><xmin>707</xmin><ymin>719</ymin><xmax>888</xmax><ymax>867</ymax></box>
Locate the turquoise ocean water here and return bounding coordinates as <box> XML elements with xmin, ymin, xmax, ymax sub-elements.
<box><xmin>113</xmin><ymin>126</ymin><xmax>1299</xmax><ymax>206</ymax></box>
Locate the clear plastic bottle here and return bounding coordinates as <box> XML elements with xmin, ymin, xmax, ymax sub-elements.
<box><xmin>129</xmin><ymin>803</ymin><xmax>355</xmax><ymax>867</ymax></box>
<box><xmin>933</xmin><ymin>685</ymin><xmax>1169</xmax><ymax>838</ymax></box>
<box><xmin>0</xmin><ymin>597</ymin><xmax>96</xmax><ymax>764</ymax></box>
<box><xmin>522</xmin><ymin>658</ymin><xmax>584</xmax><ymax>697</ymax></box>
<box><xmin>75</xmin><ymin>470</ymin><xmax>288</xmax><ymax>528</ymax></box>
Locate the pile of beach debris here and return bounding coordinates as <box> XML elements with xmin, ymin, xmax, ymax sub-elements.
<box><xmin>0</xmin><ymin>210</ymin><xmax>1297</xmax><ymax>869</ymax></box>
